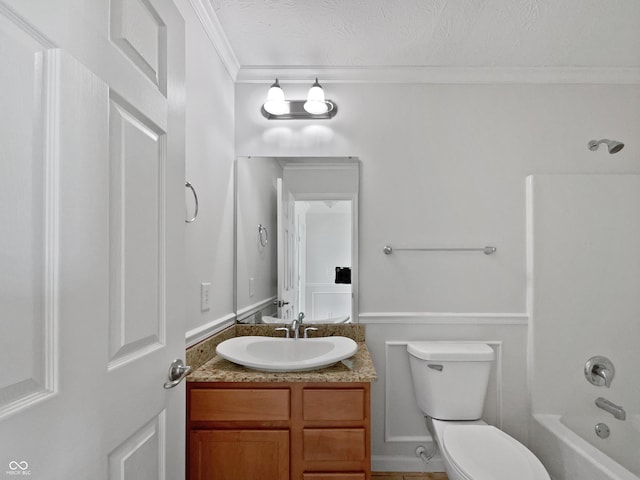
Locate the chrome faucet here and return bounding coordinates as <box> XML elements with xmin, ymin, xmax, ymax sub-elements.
<box><xmin>593</xmin><ymin>365</ymin><xmax>614</xmax><ymax>387</ymax></box>
<box><xmin>585</xmin><ymin>356</ymin><xmax>615</xmax><ymax>388</ymax></box>
<box><xmin>290</xmin><ymin>312</ymin><xmax>305</xmax><ymax>339</ymax></box>
<box><xmin>595</xmin><ymin>397</ymin><xmax>626</xmax><ymax>420</ymax></box>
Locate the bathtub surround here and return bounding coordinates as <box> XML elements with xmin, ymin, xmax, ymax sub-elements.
<box><xmin>528</xmin><ymin>175</ymin><xmax>640</xmax><ymax>479</ymax></box>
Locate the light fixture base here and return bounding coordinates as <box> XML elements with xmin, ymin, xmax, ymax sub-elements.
<box><xmin>261</xmin><ymin>100</ymin><xmax>337</xmax><ymax>120</ymax></box>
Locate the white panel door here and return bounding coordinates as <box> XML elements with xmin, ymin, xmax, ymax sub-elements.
<box><xmin>0</xmin><ymin>1</ymin><xmax>185</xmax><ymax>479</ymax></box>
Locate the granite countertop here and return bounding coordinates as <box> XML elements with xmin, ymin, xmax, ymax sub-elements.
<box><xmin>186</xmin><ymin>324</ymin><xmax>377</xmax><ymax>383</ymax></box>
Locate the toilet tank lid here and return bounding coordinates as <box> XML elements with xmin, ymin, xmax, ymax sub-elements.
<box><xmin>407</xmin><ymin>342</ymin><xmax>494</xmax><ymax>361</ymax></box>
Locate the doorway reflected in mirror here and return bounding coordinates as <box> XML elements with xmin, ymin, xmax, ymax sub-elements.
<box><xmin>235</xmin><ymin>157</ymin><xmax>359</xmax><ymax>325</ymax></box>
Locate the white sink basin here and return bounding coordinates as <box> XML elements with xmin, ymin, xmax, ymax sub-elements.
<box><xmin>216</xmin><ymin>336</ymin><xmax>358</xmax><ymax>372</ymax></box>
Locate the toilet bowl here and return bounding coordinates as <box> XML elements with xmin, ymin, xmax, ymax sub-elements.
<box><xmin>407</xmin><ymin>342</ymin><xmax>550</xmax><ymax>480</ymax></box>
<box><xmin>429</xmin><ymin>418</ymin><xmax>550</xmax><ymax>480</ymax></box>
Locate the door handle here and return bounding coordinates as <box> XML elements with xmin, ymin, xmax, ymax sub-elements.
<box><xmin>272</xmin><ymin>300</ymin><xmax>290</xmax><ymax>307</ymax></box>
<box><xmin>163</xmin><ymin>359</ymin><xmax>192</xmax><ymax>389</ymax></box>
<box><xmin>185</xmin><ymin>182</ymin><xmax>198</xmax><ymax>223</ymax></box>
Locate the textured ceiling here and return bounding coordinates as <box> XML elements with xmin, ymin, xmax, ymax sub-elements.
<box><xmin>210</xmin><ymin>0</ymin><xmax>640</xmax><ymax>69</ymax></box>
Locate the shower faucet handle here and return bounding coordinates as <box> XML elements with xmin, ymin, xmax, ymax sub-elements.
<box><xmin>585</xmin><ymin>356</ymin><xmax>615</xmax><ymax>388</ymax></box>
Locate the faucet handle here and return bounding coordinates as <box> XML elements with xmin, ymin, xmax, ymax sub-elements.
<box><xmin>275</xmin><ymin>327</ymin><xmax>290</xmax><ymax>338</ymax></box>
<box><xmin>585</xmin><ymin>356</ymin><xmax>615</xmax><ymax>387</ymax></box>
<box><xmin>303</xmin><ymin>327</ymin><xmax>318</xmax><ymax>339</ymax></box>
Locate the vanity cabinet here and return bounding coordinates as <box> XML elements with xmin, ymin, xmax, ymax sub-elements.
<box><xmin>187</xmin><ymin>382</ymin><xmax>371</xmax><ymax>480</ymax></box>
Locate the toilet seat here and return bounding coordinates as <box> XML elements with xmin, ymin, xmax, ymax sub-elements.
<box><xmin>441</xmin><ymin>424</ymin><xmax>550</xmax><ymax>480</ymax></box>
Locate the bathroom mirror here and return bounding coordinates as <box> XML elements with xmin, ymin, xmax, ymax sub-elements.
<box><xmin>235</xmin><ymin>156</ymin><xmax>359</xmax><ymax>325</ymax></box>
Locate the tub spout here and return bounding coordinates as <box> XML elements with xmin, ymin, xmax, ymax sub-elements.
<box><xmin>595</xmin><ymin>397</ymin><xmax>626</xmax><ymax>421</ymax></box>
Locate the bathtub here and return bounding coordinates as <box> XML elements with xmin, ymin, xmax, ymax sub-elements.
<box><xmin>533</xmin><ymin>413</ymin><xmax>640</xmax><ymax>480</ymax></box>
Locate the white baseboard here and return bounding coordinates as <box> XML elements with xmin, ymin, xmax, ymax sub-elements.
<box><xmin>371</xmin><ymin>454</ymin><xmax>445</xmax><ymax>473</ymax></box>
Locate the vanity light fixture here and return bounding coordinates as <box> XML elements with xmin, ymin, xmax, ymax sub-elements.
<box><xmin>261</xmin><ymin>77</ymin><xmax>337</xmax><ymax>120</ymax></box>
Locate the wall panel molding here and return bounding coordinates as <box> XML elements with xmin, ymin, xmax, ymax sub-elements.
<box><xmin>384</xmin><ymin>340</ymin><xmax>503</xmax><ymax>443</ymax></box>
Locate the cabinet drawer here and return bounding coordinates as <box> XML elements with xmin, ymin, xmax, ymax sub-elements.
<box><xmin>303</xmin><ymin>389</ymin><xmax>365</xmax><ymax>421</ymax></box>
<box><xmin>303</xmin><ymin>474</ymin><xmax>366</xmax><ymax>480</ymax></box>
<box><xmin>190</xmin><ymin>388</ymin><xmax>290</xmax><ymax>421</ymax></box>
<box><xmin>303</xmin><ymin>428</ymin><xmax>366</xmax><ymax>462</ymax></box>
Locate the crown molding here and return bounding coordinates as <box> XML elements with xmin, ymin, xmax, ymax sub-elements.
<box><xmin>236</xmin><ymin>66</ymin><xmax>640</xmax><ymax>85</ymax></box>
<box><xmin>187</xmin><ymin>0</ymin><xmax>240</xmax><ymax>81</ymax></box>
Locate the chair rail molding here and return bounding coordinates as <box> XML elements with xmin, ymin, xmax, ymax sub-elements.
<box><xmin>359</xmin><ymin>312</ymin><xmax>528</xmax><ymax>325</ymax></box>
<box><xmin>185</xmin><ymin>312</ymin><xmax>236</xmax><ymax>347</ymax></box>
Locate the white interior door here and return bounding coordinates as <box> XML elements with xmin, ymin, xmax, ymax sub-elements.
<box><xmin>276</xmin><ymin>178</ymin><xmax>296</xmax><ymax>321</ymax></box>
<box><xmin>0</xmin><ymin>1</ymin><xmax>186</xmax><ymax>478</ymax></box>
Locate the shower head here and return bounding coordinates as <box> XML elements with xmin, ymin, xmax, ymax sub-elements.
<box><xmin>588</xmin><ymin>139</ymin><xmax>625</xmax><ymax>154</ymax></box>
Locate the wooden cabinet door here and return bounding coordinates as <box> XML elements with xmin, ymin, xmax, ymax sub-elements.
<box><xmin>190</xmin><ymin>429</ymin><xmax>289</xmax><ymax>480</ymax></box>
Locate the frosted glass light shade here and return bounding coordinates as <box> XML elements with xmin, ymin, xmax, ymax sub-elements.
<box><xmin>303</xmin><ymin>78</ymin><xmax>329</xmax><ymax>114</ymax></box>
<box><xmin>263</xmin><ymin>79</ymin><xmax>287</xmax><ymax>115</ymax></box>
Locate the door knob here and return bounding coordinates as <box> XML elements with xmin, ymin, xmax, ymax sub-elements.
<box><xmin>163</xmin><ymin>359</ymin><xmax>192</xmax><ymax>389</ymax></box>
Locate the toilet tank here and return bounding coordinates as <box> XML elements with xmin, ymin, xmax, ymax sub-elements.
<box><xmin>407</xmin><ymin>343</ymin><xmax>494</xmax><ymax>421</ymax></box>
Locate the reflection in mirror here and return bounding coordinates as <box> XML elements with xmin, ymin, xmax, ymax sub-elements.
<box><xmin>235</xmin><ymin>157</ymin><xmax>359</xmax><ymax>325</ymax></box>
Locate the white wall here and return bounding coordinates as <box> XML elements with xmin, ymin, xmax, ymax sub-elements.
<box><xmin>304</xmin><ymin>202</ymin><xmax>352</xmax><ymax>320</ymax></box>
<box><xmin>305</xmin><ymin>204</ymin><xmax>351</xmax><ymax>283</ymax></box>
<box><xmin>235</xmin><ymin>82</ymin><xmax>640</xmax><ymax>468</ymax></box>
<box><xmin>175</xmin><ymin>0</ymin><xmax>236</xmax><ymax>345</ymax></box>
<box><xmin>235</xmin><ymin>157</ymin><xmax>281</xmax><ymax>317</ymax></box>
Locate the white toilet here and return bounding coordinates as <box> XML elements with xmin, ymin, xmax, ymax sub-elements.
<box><xmin>407</xmin><ymin>342</ymin><xmax>550</xmax><ymax>480</ymax></box>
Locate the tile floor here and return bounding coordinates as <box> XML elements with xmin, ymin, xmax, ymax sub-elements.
<box><xmin>372</xmin><ymin>473</ymin><xmax>448</xmax><ymax>480</ymax></box>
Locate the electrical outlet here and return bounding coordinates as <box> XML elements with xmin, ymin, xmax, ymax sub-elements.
<box><xmin>249</xmin><ymin>277</ymin><xmax>255</xmax><ymax>297</ymax></box>
<box><xmin>201</xmin><ymin>282</ymin><xmax>212</xmax><ymax>311</ymax></box>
